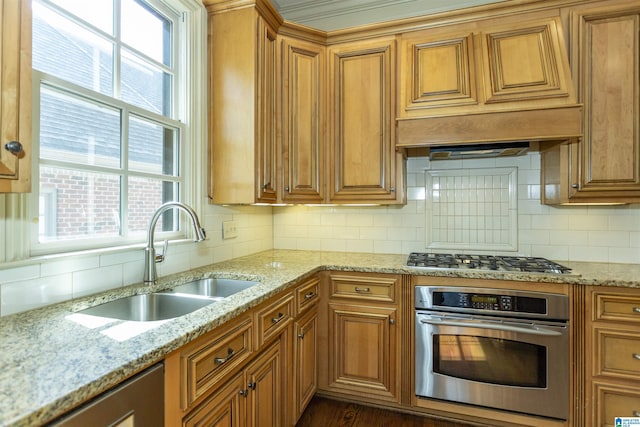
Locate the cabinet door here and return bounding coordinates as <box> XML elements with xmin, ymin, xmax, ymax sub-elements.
<box><xmin>328</xmin><ymin>37</ymin><xmax>404</xmax><ymax>204</ymax></box>
<box><xmin>570</xmin><ymin>6</ymin><xmax>640</xmax><ymax>200</ymax></box>
<box><xmin>280</xmin><ymin>37</ymin><xmax>325</xmax><ymax>203</ymax></box>
<box><xmin>293</xmin><ymin>308</ymin><xmax>318</xmax><ymax>422</ymax></box>
<box><xmin>480</xmin><ymin>18</ymin><xmax>574</xmax><ymax>105</ymax></box>
<box><xmin>183</xmin><ymin>372</ymin><xmax>247</xmax><ymax>427</ymax></box>
<box><xmin>399</xmin><ymin>29</ymin><xmax>478</xmax><ymax>116</ymax></box>
<box><xmin>256</xmin><ymin>18</ymin><xmax>278</xmax><ymax>203</ymax></box>
<box><xmin>246</xmin><ymin>340</ymin><xmax>282</xmax><ymax>427</ymax></box>
<box><xmin>0</xmin><ymin>0</ymin><xmax>31</xmax><ymax>193</ymax></box>
<box><xmin>327</xmin><ymin>302</ymin><xmax>399</xmax><ymax>403</ymax></box>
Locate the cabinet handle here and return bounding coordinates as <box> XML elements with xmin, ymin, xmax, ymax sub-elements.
<box><xmin>390</xmin><ymin>319</ymin><xmax>395</xmax><ymax>325</ymax></box>
<box><xmin>304</xmin><ymin>292</ymin><xmax>316</xmax><ymax>300</ymax></box>
<box><xmin>239</xmin><ymin>389</ymin><xmax>248</xmax><ymax>397</ymax></box>
<box><xmin>633</xmin><ymin>353</ymin><xmax>640</xmax><ymax>361</ymax></box>
<box><xmin>262</xmin><ymin>182</ymin><xmax>270</xmax><ymax>190</ymax></box>
<box><xmin>4</xmin><ymin>141</ymin><xmax>23</xmax><ymax>155</ymax></box>
<box><xmin>571</xmin><ymin>183</ymin><xmax>579</xmax><ymax>189</ymax></box>
<box><xmin>633</xmin><ymin>307</ymin><xmax>640</xmax><ymax>314</ymax></box>
<box><xmin>355</xmin><ymin>287</ymin><xmax>370</xmax><ymax>293</ymax></box>
<box><xmin>271</xmin><ymin>312</ymin><xmax>285</xmax><ymax>324</ymax></box>
<box><xmin>214</xmin><ymin>348</ymin><xmax>235</xmax><ymax>365</ymax></box>
<box><xmin>285</xmin><ymin>186</ymin><xmax>290</xmax><ymax>192</ymax></box>
<box><xmin>247</xmin><ymin>381</ymin><xmax>256</xmax><ymax>390</ymax></box>
<box><xmin>298</xmin><ymin>332</ymin><xmax>305</xmax><ymax>339</ymax></box>
<box><xmin>634</xmin><ymin>411</ymin><xmax>640</xmax><ymax>417</ymax></box>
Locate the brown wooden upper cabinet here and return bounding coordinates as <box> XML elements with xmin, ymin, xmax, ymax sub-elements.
<box><xmin>206</xmin><ymin>1</ymin><xmax>281</xmax><ymax>204</ymax></box>
<box><xmin>542</xmin><ymin>3</ymin><xmax>640</xmax><ymax>204</ymax></box>
<box><xmin>0</xmin><ymin>0</ymin><xmax>31</xmax><ymax>193</ymax></box>
<box><xmin>327</xmin><ymin>37</ymin><xmax>405</xmax><ymax>204</ymax></box>
<box><xmin>280</xmin><ymin>36</ymin><xmax>326</xmax><ymax>204</ymax></box>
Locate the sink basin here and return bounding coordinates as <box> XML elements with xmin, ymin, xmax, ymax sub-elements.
<box><xmin>77</xmin><ymin>293</ymin><xmax>217</xmax><ymax>321</ymax></box>
<box><xmin>170</xmin><ymin>277</ymin><xmax>260</xmax><ymax>298</ymax></box>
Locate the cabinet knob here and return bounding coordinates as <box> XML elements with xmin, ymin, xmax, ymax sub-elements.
<box><xmin>634</xmin><ymin>411</ymin><xmax>640</xmax><ymax>417</ymax></box>
<box><xmin>4</xmin><ymin>141</ymin><xmax>23</xmax><ymax>155</ymax></box>
<box><xmin>633</xmin><ymin>353</ymin><xmax>640</xmax><ymax>361</ymax></box>
<box><xmin>571</xmin><ymin>183</ymin><xmax>579</xmax><ymax>189</ymax></box>
<box><xmin>262</xmin><ymin>182</ymin><xmax>271</xmax><ymax>190</ymax></box>
<box><xmin>390</xmin><ymin>319</ymin><xmax>395</xmax><ymax>325</ymax></box>
<box><xmin>247</xmin><ymin>381</ymin><xmax>256</xmax><ymax>390</ymax></box>
<box><xmin>298</xmin><ymin>332</ymin><xmax>305</xmax><ymax>339</ymax></box>
<box><xmin>633</xmin><ymin>307</ymin><xmax>640</xmax><ymax>314</ymax></box>
<box><xmin>239</xmin><ymin>389</ymin><xmax>248</xmax><ymax>397</ymax></box>
<box><xmin>285</xmin><ymin>186</ymin><xmax>290</xmax><ymax>192</ymax></box>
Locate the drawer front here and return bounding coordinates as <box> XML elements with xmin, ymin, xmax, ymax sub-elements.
<box><xmin>594</xmin><ymin>292</ymin><xmax>640</xmax><ymax>324</ymax></box>
<box><xmin>256</xmin><ymin>292</ymin><xmax>294</xmax><ymax>346</ymax></box>
<box><xmin>594</xmin><ymin>382</ymin><xmax>640</xmax><ymax>426</ymax></box>
<box><xmin>296</xmin><ymin>277</ymin><xmax>319</xmax><ymax>315</ymax></box>
<box><xmin>183</xmin><ymin>315</ymin><xmax>253</xmax><ymax>409</ymax></box>
<box><xmin>595</xmin><ymin>327</ymin><xmax>640</xmax><ymax>380</ymax></box>
<box><xmin>329</xmin><ymin>274</ymin><xmax>397</xmax><ymax>303</ymax></box>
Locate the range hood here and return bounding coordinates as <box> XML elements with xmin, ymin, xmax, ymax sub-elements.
<box><xmin>396</xmin><ymin>105</ymin><xmax>584</xmax><ymax>155</ymax></box>
<box><xmin>429</xmin><ymin>141</ymin><xmax>529</xmax><ymax>160</ymax></box>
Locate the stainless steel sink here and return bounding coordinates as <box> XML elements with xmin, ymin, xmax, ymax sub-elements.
<box><xmin>77</xmin><ymin>293</ymin><xmax>218</xmax><ymax>321</ymax></box>
<box><xmin>170</xmin><ymin>277</ymin><xmax>260</xmax><ymax>298</ymax></box>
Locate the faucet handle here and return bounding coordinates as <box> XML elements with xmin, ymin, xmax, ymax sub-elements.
<box><xmin>155</xmin><ymin>239</ymin><xmax>169</xmax><ymax>263</ymax></box>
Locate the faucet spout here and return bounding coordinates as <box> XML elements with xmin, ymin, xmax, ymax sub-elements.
<box><xmin>143</xmin><ymin>202</ymin><xmax>206</xmax><ymax>286</ymax></box>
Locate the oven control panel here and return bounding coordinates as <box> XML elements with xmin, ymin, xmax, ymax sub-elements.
<box><xmin>432</xmin><ymin>291</ymin><xmax>546</xmax><ymax>314</ymax></box>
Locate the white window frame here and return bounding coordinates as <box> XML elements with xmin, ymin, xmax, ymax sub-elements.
<box><xmin>26</xmin><ymin>0</ymin><xmax>207</xmax><ymax>257</ymax></box>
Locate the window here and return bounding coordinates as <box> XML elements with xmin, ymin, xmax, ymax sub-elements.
<box><xmin>30</xmin><ymin>0</ymin><xmax>205</xmax><ymax>253</ymax></box>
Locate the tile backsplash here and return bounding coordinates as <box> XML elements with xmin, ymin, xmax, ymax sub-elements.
<box><xmin>2</xmin><ymin>151</ymin><xmax>639</xmax><ymax>316</ymax></box>
<box><xmin>0</xmin><ymin>203</ymin><xmax>273</xmax><ymax>316</ymax></box>
<box><xmin>274</xmin><ymin>153</ymin><xmax>640</xmax><ymax>262</ymax></box>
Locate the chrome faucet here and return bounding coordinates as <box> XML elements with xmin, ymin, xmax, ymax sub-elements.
<box><xmin>143</xmin><ymin>202</ymin><xmax>206</xmax><ymax>285</ymax></box>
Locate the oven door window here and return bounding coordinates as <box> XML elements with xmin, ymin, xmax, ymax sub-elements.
<box><xmin>433</xmin><ymin>335</ymin><xmax>546</xmax><ymax>387</ymax></box>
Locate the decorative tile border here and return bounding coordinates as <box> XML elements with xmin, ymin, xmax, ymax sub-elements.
<box><xmin>425</xmin><ymin>168</ymin><xmax>518</xmax><ymax>251</ymax></box>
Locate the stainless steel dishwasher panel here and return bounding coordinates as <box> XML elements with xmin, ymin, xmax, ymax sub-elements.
<box><xmin>49</xmin><ymin>363</ymin><xmax>164</xmax><ymax>427</ymax></box>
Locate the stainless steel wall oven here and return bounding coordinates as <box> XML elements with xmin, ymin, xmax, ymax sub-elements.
<box><xmin>415</xmin><ymin>286</ymin><xmax>569</xmax><ymax>420</ymax></box>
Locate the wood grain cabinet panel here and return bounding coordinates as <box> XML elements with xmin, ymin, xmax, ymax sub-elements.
<box><xmin>400</xmin><ymin>30</ymin><xmax>478</xmax><ymax>113</ymax></box>
<box><xmin>207</xmin><ymin>4</ymin><xmax>280</xmax><ymax>204</ymax></box>
<box><xmin>0</xmin><ymin>0</ymin><xmax>31</xmax><ymax>193</ymax></box>
<box><xmin>586</xmin><ymin>287</ymin><xmax>640</xmax><ymax>427</ymax></box>
<box><xmin>480</xmin><ymin>19</ymin><xmax>572</xmax><ymax>104</ymax></box>
<box><xmin>280</xmin><ymin>37</ymin><xmax>325</xmax><ymax>204</ymax></box>
<box><xmin>542</xmin><ymin>4</ymin><xmax>640</xmax><ymax>204</ymax></box>
<box><xmin>293</xmin><ymin>307</ymin><xmax>318</xmax><ymax>423</ymax></box>
<box><xmin>328</xmin><ymin>37</ymin><xmax>405</xmax><ymax>204</ymax></box>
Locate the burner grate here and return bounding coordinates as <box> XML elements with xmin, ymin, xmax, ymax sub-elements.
<box><xmin>406</xmin><ymin>253</ymin><xmax>572</xmax><ymax>274</ymax></box>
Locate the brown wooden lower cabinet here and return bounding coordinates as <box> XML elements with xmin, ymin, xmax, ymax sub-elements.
<box><xmin>586</xmin><ymin>286</ymin><xmax>640</xmax><ymax>427</ymax></box>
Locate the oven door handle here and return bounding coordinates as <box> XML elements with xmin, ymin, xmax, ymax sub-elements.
<box><xmin>419</xmin><ymin>317</ymin><xmax>564</xmax><ymax>336</ymax></box>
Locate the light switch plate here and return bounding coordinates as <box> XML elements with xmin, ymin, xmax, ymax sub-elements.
<box><xmin>222</xmin><ymin>221</ymin><xmax>238</xmax><ymax>239</ymax></box>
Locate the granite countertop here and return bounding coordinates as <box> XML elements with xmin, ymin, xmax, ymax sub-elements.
<box><xmin>1</xmin><ymin>249</ymin><xmax>639</xmax><ymax>427</ymax></box>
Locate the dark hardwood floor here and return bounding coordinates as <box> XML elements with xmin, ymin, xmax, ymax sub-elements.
<box><xmin>296</xmin><ymin>397</ymin><xmax>479</xmax><ymax>427</ymax></box>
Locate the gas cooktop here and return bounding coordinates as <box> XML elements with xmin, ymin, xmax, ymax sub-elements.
<box><xmin>406</xmin><ymin>252</ymin><xmax>573</xmax><ymax>274</ymax></box>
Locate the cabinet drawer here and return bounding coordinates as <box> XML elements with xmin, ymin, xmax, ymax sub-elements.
<box><xmin>594</xmin><ymin>382</ymin><xmax>640</xmax><ymax>426</ymax></box>
<box><xmin>595</xmin><ymin>327</ymin><xmax>640</xmax><ymax>380</ymax></box>
<box><xmin>295</xmin><ymin>277</ymin><xmax>319</xmax><ymax>315</ymax></box>
<box><xmin>329</xmin><ymin>273</ymin><xmax>397</xmax><ymax>303</ymax></box>
<box><xmin>182</xmin><ymin>315</ymin><xmax>253</xmax><ymax>409</ymax></box>
<box><xmin>255</xmin><ymin>292</ymin><xmax>294</xmax><ymax>346</ymax></box>
<box><xmin>594</xmin><ymin>292</ymin><xmax>640</xmax><ymax>324</ymax></box>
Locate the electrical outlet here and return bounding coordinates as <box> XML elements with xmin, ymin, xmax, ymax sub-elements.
<box><xmin>222</xmin><ymin>221</ymin><xmax>238</xmax><ymax>239</ymax></box>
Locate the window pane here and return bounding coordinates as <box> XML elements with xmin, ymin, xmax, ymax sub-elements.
<box><xmin>128</xmin><ymin>177</ymin><xmax>179</xmax><ymax>234</ymax></box>
<box><xmin>128</xmin><ymin>116</ymin><xmax>178</xmax><ymax>175</ymax></box>
<box><xmin>39</xmin><ymin>167</ymin><xmax>121</xmax><ymax>241</ymax></box>
<box><xmin>49</xmin><ymin>0</ymin><xmax>113</xmax><ymax>34</ymax></box>
<box><xmin>121</xmin><ymin>50</ymin><xmax>172</xmax><ymax>115</ymax></box>
<box><xmin>33</xmin><ymin>2</ymin><xmax>114</xmax><ymax>96</ymax></box>
<box><xmin>122</xmin><ymin>0</ymin><xmax>172</xmax><ymax>66</ymax></box>
<box><xmin>40</xmin><ymin>86</ymin><xmax>121</xmax><ymax>168</ymax></box>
